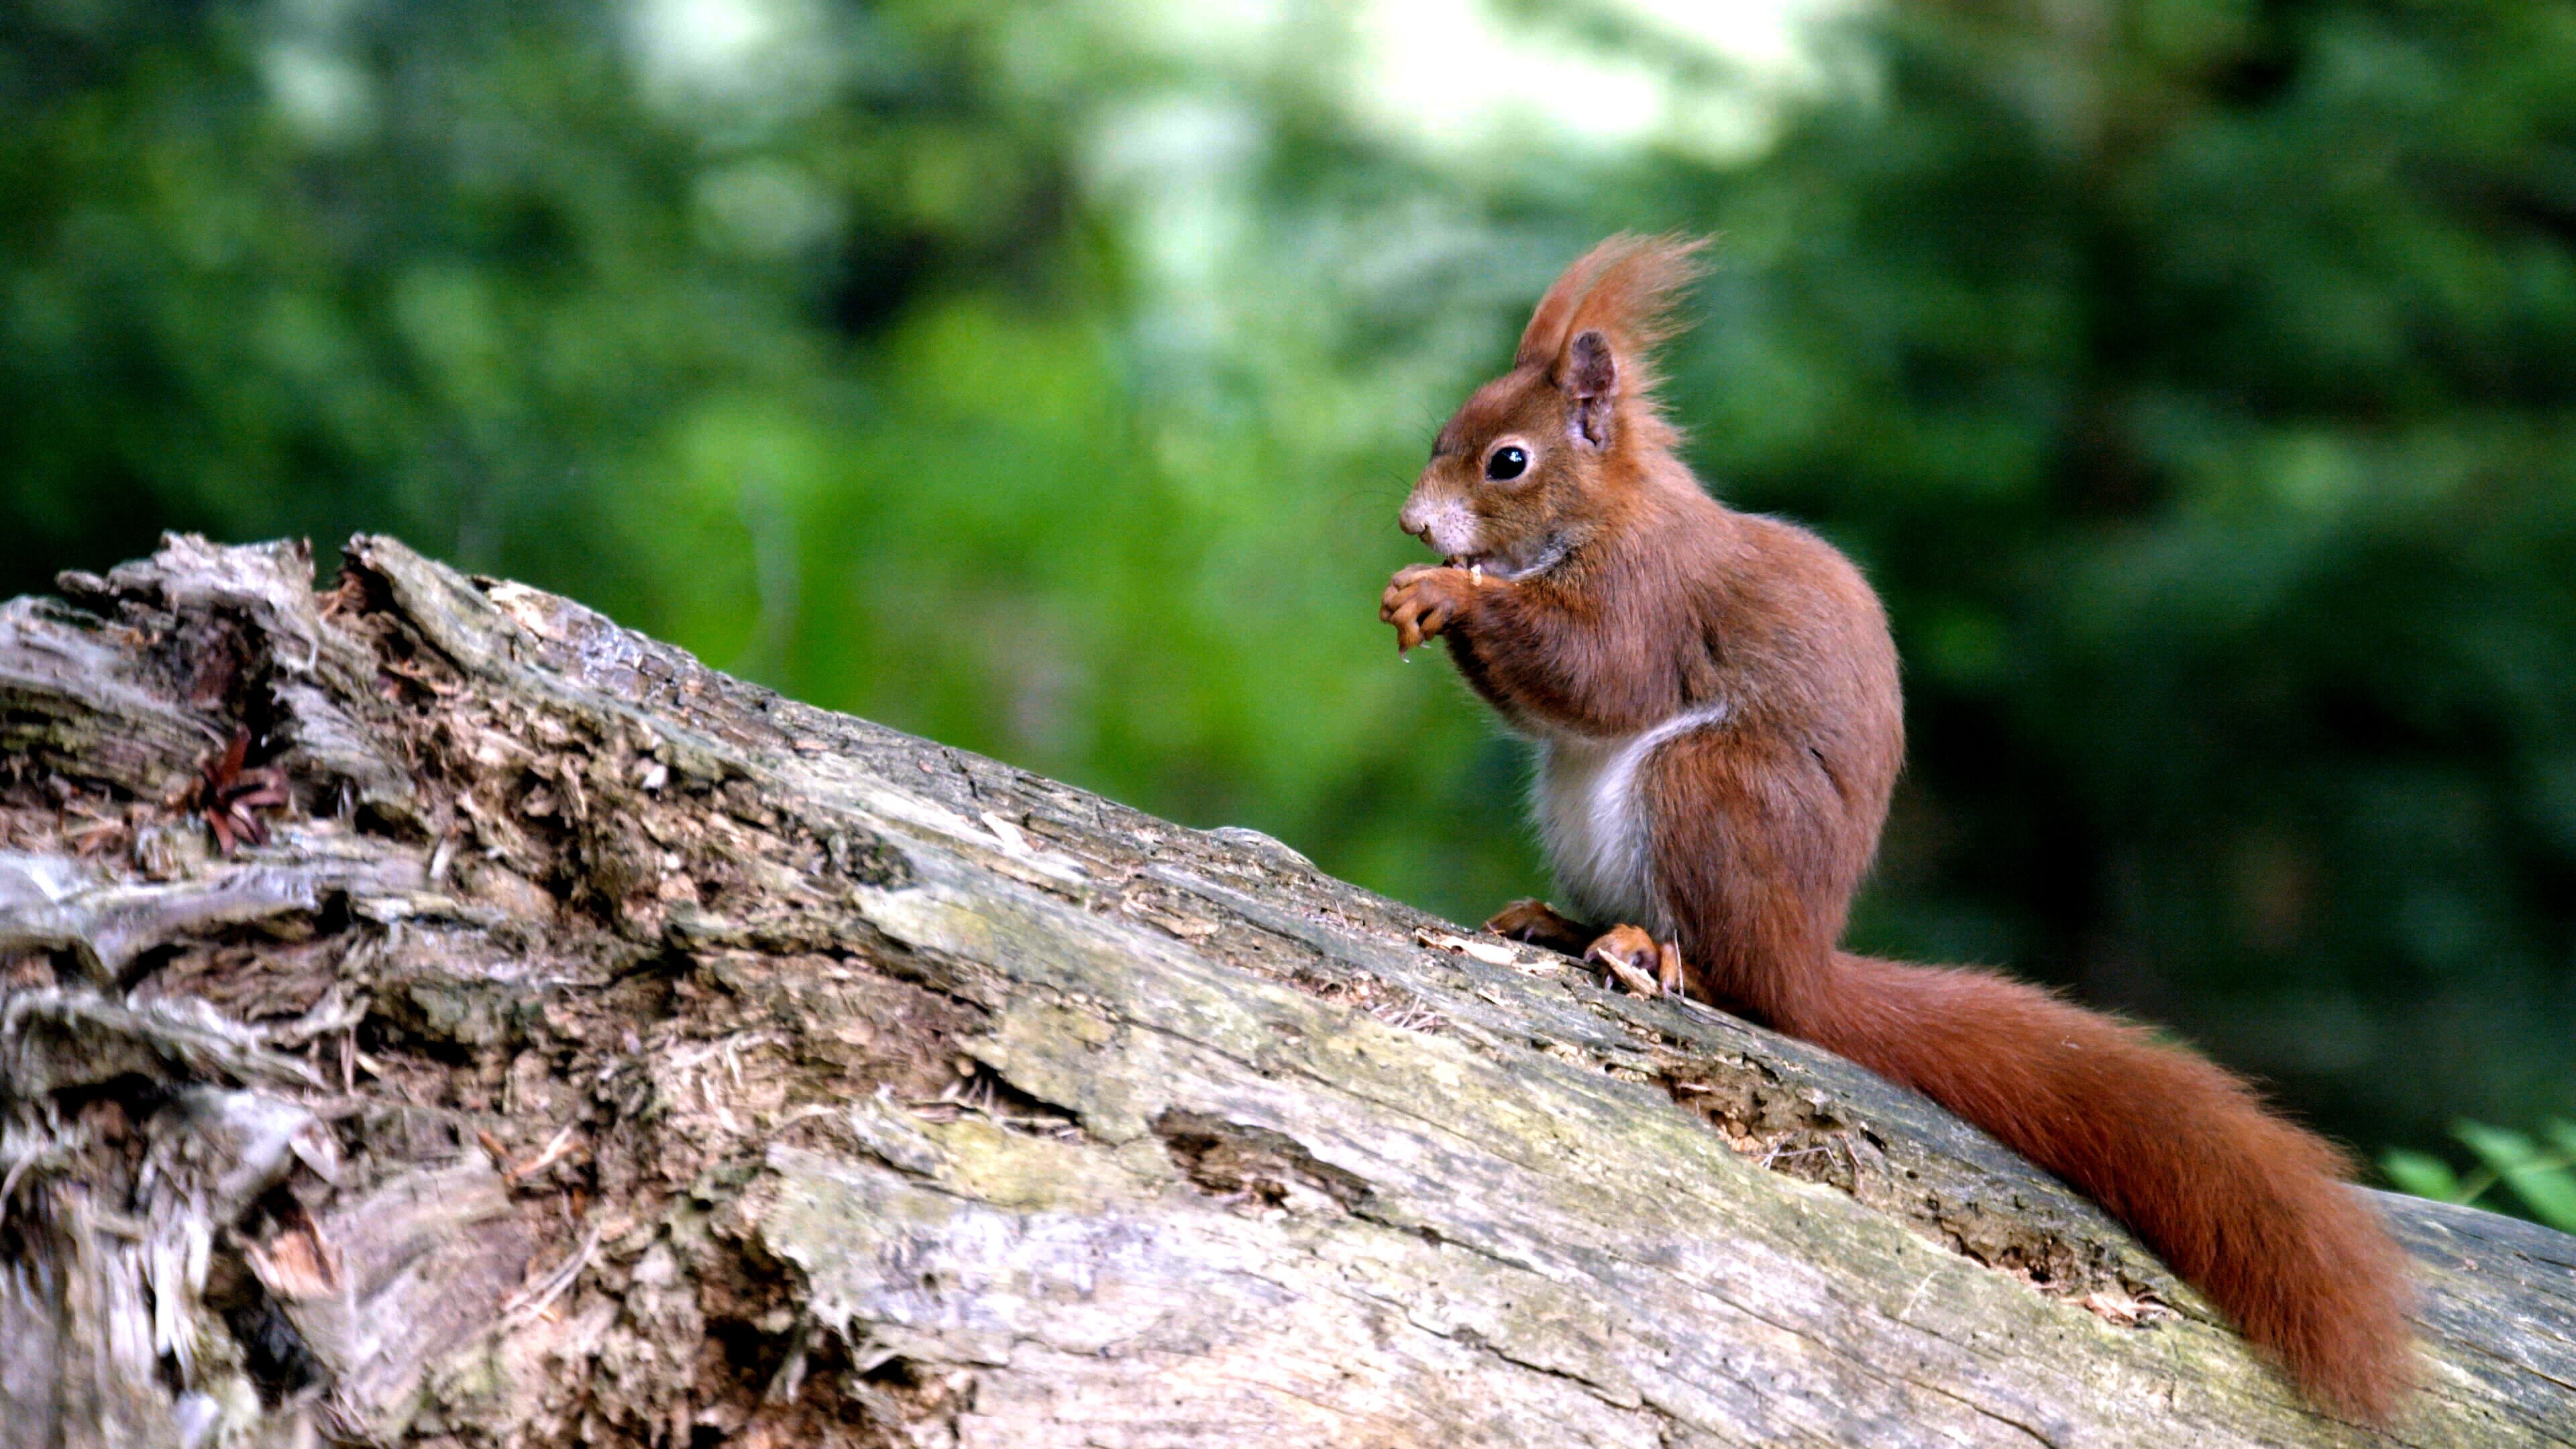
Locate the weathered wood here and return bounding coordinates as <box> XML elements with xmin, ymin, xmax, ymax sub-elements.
<box><xmin>1</xmin><ymin>535</ymin><xmax>2569</xmax><ymax>1448</ymax></box>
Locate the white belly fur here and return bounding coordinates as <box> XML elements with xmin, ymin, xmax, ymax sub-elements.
<box><xmin>1532</xmin><ymin>704</ymin><xmax>1730</xmax><ymax>935</ymax></box>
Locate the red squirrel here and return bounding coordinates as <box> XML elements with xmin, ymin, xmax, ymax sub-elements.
<box><xmin>1381</xmin><ymin>233</ymin><xmax>2413</xmax><ymax>1421</ymax></box>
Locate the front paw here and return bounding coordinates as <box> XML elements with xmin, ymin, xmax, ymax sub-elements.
<box><xmin>1585</xmin><ymin>925</ymin><xmax>1686</xmax><ymax>998</ymax></box>
<box><xmin>1380</xmin><ymin>564</ymin><xmax>1477</xmax><ymax>654</ymax></box>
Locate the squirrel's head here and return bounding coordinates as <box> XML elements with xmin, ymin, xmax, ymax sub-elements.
<box><xmin>1399</xmin><ymin>233</ymin><xmax>1707</xmax><ymax>577</ymax></box>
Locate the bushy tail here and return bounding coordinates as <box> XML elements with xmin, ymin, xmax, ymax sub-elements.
<box><xmin>1796</xmin><ymin>952</ymin><xmax>2413</xmax><ymax>1421</ymax></box>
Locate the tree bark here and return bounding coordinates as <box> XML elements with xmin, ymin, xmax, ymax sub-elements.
<box><xmin>1</xmin><ymin>535</ymin><xmax>2569</xmax><ymax>1449</ymax></box>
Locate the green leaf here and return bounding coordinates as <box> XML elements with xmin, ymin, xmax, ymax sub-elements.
<box><xmin>2379</xmin><ymin>1148</ymin><xmax>2463</xmax><ymax>1203</ymax></box>
<box><xmin>2456</xmin><ymin>1122</ymin><xmax>2576</xmax><ymax>1232</ymax></box>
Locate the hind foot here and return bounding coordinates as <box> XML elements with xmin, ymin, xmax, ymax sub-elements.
<box><xmin>1585</xmin><ymin>924</ymin><xmax>1686</xmax><ymax>998</ymax></box>
<box><xmin>1485</xmin><ymin>898</ymin><xmax>1597</xmax><ymax>956</ymax></box>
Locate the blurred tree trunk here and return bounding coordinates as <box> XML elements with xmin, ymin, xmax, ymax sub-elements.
<box><xmin>2</xmin><ymin>535</ymin><xmax>2569</xmax><ymax>1449</ymax></box>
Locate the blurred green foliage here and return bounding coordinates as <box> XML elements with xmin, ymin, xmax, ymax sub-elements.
<box><xmin>2385</xmin><ymin>1121</ymin><xmax>2576</xmax><ymax>1232</ymax></box>
<box><xmin>3</xmin><ymin>0</ymin><xmax>2570</xmax><ymax>1180</ymax></box>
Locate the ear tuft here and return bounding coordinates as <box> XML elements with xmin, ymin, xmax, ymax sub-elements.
<box><xmin>1514</xmin><ymin>233</ymin><xmax>1708</xmax><ymax>368</ymax></box>
<box><xmin>1514</xmin><ymin>232</ymin><xmax>1709</xmax><ymax>452</ymax></box>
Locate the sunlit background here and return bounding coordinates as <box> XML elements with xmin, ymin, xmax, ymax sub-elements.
<box><xmin>7</xmin><ymin>0</ymin><xmax>2575</xmax><ymax>1212</ymax></box>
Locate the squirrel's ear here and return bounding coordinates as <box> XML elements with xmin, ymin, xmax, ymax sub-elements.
<box><xmin>1562</xmin><ymin>329</ymin><xmax>1617</xmax><ymax>449</ymax></box>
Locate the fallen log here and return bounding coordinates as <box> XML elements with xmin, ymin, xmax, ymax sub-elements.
<box><xmin>1</xmin><ymin>535</ymin><xmax>2568</xmax><ymax>1448</ymax></box>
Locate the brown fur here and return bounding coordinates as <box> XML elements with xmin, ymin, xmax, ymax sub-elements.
<box><xmin>1383</xmin><ymin>233</ymin><xmax>2414</xmax><ymax>1421</ymax></box>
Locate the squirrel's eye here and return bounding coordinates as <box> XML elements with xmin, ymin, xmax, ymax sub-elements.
<box><xmin>1485</xmin><ymin>445</ymin><xmax>1529</xmax><ymax>481</ymax></box>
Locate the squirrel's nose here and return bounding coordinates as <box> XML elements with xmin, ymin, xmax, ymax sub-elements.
<box><xmin>1399</xmin><ymin>498</ymin><xmax>1430</xmax><ymax>542</ymax></box>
